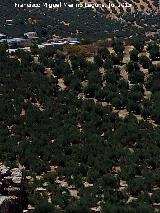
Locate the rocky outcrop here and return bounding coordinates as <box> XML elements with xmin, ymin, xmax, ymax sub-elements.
<box><xmin>0</xmin><ymin>163</ymin><xmax>27</xmax><ymax>213</ymax></box>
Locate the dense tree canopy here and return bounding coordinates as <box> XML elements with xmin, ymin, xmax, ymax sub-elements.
<box><xmin>0</xmin><ymin>36</ymin><xmax>160</xmax><ymax>212</ymax></box>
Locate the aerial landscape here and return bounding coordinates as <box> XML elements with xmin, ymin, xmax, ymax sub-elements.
<box><xmin>0</xmin><ymin>0</ymin><xmax>160</xmax><ymax>212</ymax></box>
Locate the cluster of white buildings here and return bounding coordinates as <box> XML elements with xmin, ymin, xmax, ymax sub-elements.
<box><xmin>39</xmin><ymin>37</ymin><xmax>80</xmax><ymax>48</ymax></box>
<box><xmin>0</xmin><ymin>32</ymin><xmax>36</xmax><ymax>48</ymax></box>
<box><xmin>0</xmin><ymin>32</ymin><xmax>80</xmax><ymax>52</ymax></box>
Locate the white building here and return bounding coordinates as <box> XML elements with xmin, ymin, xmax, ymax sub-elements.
<box><xmin>0</xmin><ymin>33</ymin><xmax>6</xmax><ymax>39</ymax></box>
<box><xmin>24</xmin><ymin>32</ymin><xmax>38</xmax><ymax>39</ymax></box>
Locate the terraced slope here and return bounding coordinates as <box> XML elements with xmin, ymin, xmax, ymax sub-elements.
<box><xmin>0</xmin><ymin>0</ymin><xmax>159</xmax><ymax>39</ymax></box>
<box><xmin>81</xmin><ymin>0</ymin><xmax>158</xmax><ymax>15</ymax></box>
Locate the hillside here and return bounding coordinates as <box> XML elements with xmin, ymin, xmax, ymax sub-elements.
<box><xmin>0</xmin><ymin>35</ymin><xmax>160</xmax><ymax>212</ymax></box>
<box><xmin>0</xmin><ymin>1</ymin><xmax>160</xmax><ymax>212</ymax></box>
<box><xmin>82</xmin><ymin>0</ymin><xmax>158</xmax><ymax>15</ymax></box>
<box><xmin>0</xmin><ymin>0</ymin><xmax>159</xmax><ymax>40</ymax></box>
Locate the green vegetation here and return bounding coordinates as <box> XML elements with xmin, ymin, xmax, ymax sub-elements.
<box><xmin>0</xmin><ymin>0</ymin><xmax>159</xmax><ymax>41</ymax></box>
<box><xmin>0</xmin><ymin>37</ymin><xmax>160</xmax><ymax>212</ymax></box>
